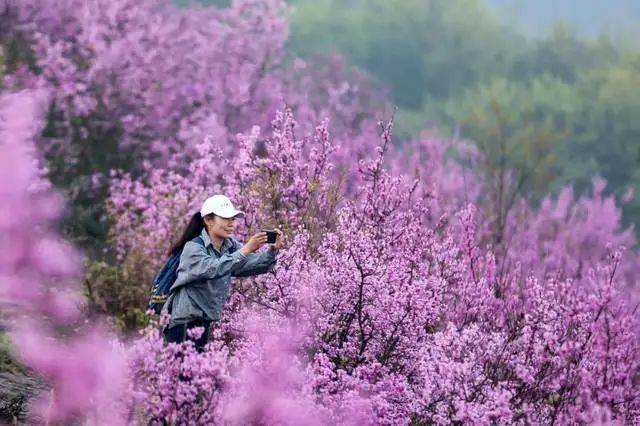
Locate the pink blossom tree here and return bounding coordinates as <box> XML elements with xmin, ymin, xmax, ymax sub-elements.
<box><xmin>111</xmin><ymin>109</ymin><xmax>640</xmax><ymax>423</ymax></box>
<box><xmin>1</xmin><ymin>0</ymin><xmax>639</xmax><ymax>423</ymax></box>
<box><xmin>0</xmin><ymin>89</ymin><xmax>127</xmax><ymax>424</ymax></box>
<box><xmin>0</xmin><ymin>0</ymin><xmax>385</xmax><ymax>244</ymax></box>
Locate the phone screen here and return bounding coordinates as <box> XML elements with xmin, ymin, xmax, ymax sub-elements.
<box><xmin>265</xmin><ymin>230</ymin><xmax>277</xmax><ymax>244</ymax></box>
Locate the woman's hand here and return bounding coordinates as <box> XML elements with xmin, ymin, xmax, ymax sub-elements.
<box><xmin>240</xmin><ymin>232</ymin><xmax>268</xmax><ymax>256</ymax></box>
<box><xmin>269</xmin><ymin>228</ymin><xmax>285</xmax><ymax>251</ymax></box>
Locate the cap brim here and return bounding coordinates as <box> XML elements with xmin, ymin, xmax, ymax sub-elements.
<box><xmin>217</xmin><ymin>210</ymin><xmax>244</xmax><ymax>219</ymax></box>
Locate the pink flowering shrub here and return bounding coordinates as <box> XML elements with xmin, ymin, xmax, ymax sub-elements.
<box><xmin>3</xmin><ymin>0</ymin><xmax>285</xmax><ymax>159</ymax></box>
<box><xmin>127</xmin><ymin>318</ymin><xmax>230</xmax><ymax>424</ymax></box>
<box><xmin>500</xmin><ymin>179</ymin><xmax>639</xmax><ymax>296</ymax></box>
<box><xmin>412</xmin><ymin>213</ymin><xmax>640</xmax><ymax>423</ymax></box>
<box><xmin>1</xmin><ymin>1</ymin><xmax>639</xmax><ymax>424</ymax></box>
<box><xmin>111</xmin><ymin>110</ymin><xmax>640</xmax><ymax>423</ymax></box>
<box><xmin>1</xmin><ymin>0</ymin><xmax>383</xmax><ymax>181</ymax></box>
<box><xmin>0</xmin><ymin>0</ymin><xmax>385</xmax><ymax>260</ymax></box>
<box><xmin>2</xmin><ymin>81</ymin><xmax>639</xmax><ymax>426</ymax></box>
<box><xmin>0</xmin><ymin>90</ymin><xmax>127</xmax><ymax>423</ymax></box>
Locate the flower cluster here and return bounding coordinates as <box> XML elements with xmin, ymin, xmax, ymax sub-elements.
<box><xmin>112</xmin><ymin>110</ymin><xmax>640</xmax><ymax>424</ymax></box>
<box><xmin>1</xmin><ymin>0</ymin><xmax>639</xmax><ymax>424</ymax></box>
<box><xmin>0</xmin><ymin>90</ymin><xmax>127</xmax><ymax>423</ymax></box>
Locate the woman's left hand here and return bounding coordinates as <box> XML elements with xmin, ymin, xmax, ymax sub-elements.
<box><xmin>270</xmin><ymin>228</ymin><xmax>285</xmax><ymax>251</ymax></box>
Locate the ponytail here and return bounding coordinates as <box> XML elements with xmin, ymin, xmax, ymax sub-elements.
<box><xmin>168</xmin><ymin>212</ymin><xmax>205</xmax><ymax>257</ymax></box>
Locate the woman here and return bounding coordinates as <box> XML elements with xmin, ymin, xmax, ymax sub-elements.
<box><xmin>162</xmin><ymin>194</ymin><xmax>283</xmax><ymax>351</ymax></box>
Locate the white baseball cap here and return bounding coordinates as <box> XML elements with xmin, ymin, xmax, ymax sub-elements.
<box><xmin>200</xmin><ymin>194</ymin><xmax>244</xmax><ymax>218</ymax></box>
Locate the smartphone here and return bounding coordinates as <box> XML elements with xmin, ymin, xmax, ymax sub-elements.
<box><xmin>263</xmin><ymin>230</ymin><xmax>278</xmax><ymax>244</ymax></box>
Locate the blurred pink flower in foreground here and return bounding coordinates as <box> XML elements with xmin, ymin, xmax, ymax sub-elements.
<box><xmin>0</xmin><ymin>90</ymin><xmax>127</xmax><ymax>424</ymax></box>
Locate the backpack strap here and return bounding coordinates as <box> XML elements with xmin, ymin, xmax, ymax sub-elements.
<box><xmin>168</xmin><ymin>236</ymin><xmax>206</xmax><ymax>295</ymax></box>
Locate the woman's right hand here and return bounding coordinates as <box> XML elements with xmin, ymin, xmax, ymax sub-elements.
<box><xmin>240</xmin><ymin>232</ymin><xmax>268</xmax><ymax>256</ymax></box>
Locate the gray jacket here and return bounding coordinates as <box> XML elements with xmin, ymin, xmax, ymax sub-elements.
<box><xmin>164</xmin><ymin>227</ymin><xmax>277</xmax><ymax>324</ymax></box>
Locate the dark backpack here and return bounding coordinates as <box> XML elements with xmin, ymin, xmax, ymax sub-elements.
<box><xmin>148</xmin><ymin>236</ymin><xmax>205</xmax><ymax>315</ymax></box>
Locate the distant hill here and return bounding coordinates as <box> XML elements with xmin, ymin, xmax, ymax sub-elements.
<box><xmin>486</xmin><ymin>0</ymin><xmax>640</xmax><ymax>41</ymax></box>
<box><xmin>184</xmin><ymin>0</ymin><xmax>639</xmax><ymax>44</ymax></box>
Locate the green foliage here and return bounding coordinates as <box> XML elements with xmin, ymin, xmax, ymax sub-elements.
<box><xmin>287</xmin><ymin>0</ymin><xmax>639</xmax><ymax>235</ymax></box>
<box><xmin>0</xmin><ymin>20</ymin><xmax>36</xmax><ymax>77</ymax></box>
<box><xmin>0</xmin><ymin>48</ymin><xmax>4</xmax><ymax>86</ymax></box>
<box><xmin>448</xmin><ymin>76</ymin><xmax>577</xmax><ymax>240</ymax></box>
<box><xmin>563</xmin><ymin>59</ymin><xmax>640</xmax><ymax>229</ymax></box>
<box><xmin>0</xmin><ymin>333</ymin><xmax>27</xmax><ymax>376</ymax></box>
<box><xmin>40</xmin><ymin>104</ymin><xmax>134</xmax><ymax>257</ymax></box>
<box><xmin>485</xmin><ymin>0</ymin><xmax>640</xmax><ymax>41</ymax></box>
<box><xmin>508</xmin><ymin>25</ymin><xmax>619</xmax><ymax>84</ymax></box>
<box><xmin>289</xmin><ymin>0</ymin><xmax>518</xmax><ymax>109</ymax></box>
<box><xmin>85</xmin><ymin>260</ymin><xmax>151</xmax><ymax>332</ymax></box>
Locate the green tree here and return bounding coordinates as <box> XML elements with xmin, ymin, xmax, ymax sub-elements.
<box><xmin>289</xmin><ymin>0</ymin><xmax>518</xmax><ymax>109</ymax></box>
<box><xmin>448</xmin><ymin>76</ymin><xmax>580</xmax><ymax>241</ymax></box>
<box><xmin>561</xmin><ymin>58</ymin><xmax>640</xmax><ymax>230</ymax></box>
<box><xmin>509</xmin><ymin>24</ymin><xmax>619</xmax><ymax>85</ymax></box>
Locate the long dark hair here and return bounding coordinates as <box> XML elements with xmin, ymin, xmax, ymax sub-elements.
<box><xmin>168</xmin><ymin>212</ymin><xmax>205</xmax><ymax>256</ymax></box>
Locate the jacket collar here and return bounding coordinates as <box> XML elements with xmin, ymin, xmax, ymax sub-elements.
<box><xmin>200</xmin><ymin>227</ymin><xmax>232</xmax><ymax>254</ymax></box>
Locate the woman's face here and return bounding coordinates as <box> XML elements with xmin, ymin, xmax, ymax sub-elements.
<box><xmin>205</xmin><ymin>215</ymin><xmax>236</xmax><ymax>239</ymax></box>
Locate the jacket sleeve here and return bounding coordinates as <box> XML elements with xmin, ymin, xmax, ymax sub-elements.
<box><xmin>174</xmin><ymin>240</ymin><xmax>248</xmax><ymax>284</ymax></box>
<box><xmin>231</xmin><ymin>239</ymin><xmax>278</xmax><ymax>277</ymax></box>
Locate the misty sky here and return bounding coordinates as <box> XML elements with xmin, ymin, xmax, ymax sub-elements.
<box><xmin>486</xmin><ymin>0</ymin><xmax>640</xmax><ymax>40</ymax></box>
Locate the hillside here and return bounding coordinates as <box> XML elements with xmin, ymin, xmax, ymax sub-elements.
<box><xmin>487</xmin><ymin>0</ymin><xmax>640</xmax><ymax>40</ymax></box>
